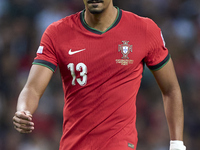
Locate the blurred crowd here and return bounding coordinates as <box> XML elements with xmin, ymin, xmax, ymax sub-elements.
<box><xmin>0</xmin><ymin>0</ymin><xmax>199</xmax><ymax>150</ymax></box>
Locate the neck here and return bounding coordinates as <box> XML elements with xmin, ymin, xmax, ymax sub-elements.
<box><xmin>84</xmin><ymin>6</ymin><xmax>118</xmax><ymax>32</ymax></box>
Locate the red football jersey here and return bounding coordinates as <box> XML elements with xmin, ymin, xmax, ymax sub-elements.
<box><xmin>33</xmin><ymin>7</ymin><xmax>169</xmax><ymax>150</ymax></box>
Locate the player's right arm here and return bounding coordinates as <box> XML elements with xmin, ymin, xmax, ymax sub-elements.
<box><xmin>13</xmin><ymin>64</ymin><xmax>53</xmax><ymax>133</ymax></box>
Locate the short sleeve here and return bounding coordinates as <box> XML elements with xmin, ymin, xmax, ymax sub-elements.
<box><xmin>33</xmin><ymin>23</ymin><xmax>58</xmax><ymax>72</ymax></box>
<box><xmin>144</xmin><ymin>18</ymin><xmax>170</xmax><ymax>71</ymax></box>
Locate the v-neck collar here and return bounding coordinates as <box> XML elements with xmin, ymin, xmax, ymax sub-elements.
<box><xmin>80</xmin><ymin>7</ymin><xmax>122</xmax><ymax>35</ymax></box>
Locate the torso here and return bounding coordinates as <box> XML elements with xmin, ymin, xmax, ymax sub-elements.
<box><xmin>34</xmin><ymin>8</ymin><xmax>169</xmax><ymax>150</ymax></box>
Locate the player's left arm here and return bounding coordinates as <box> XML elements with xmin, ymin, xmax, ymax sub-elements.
<box><xmin>151</xmin><ymin>58</ymin><xmax>186</xmax><ymax>150</ymax></box>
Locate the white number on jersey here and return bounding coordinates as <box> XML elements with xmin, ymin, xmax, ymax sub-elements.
<box><xmin>67</xmin><ymin>63</ymin><xmax>87</xmax><ymax>86</ymax></box>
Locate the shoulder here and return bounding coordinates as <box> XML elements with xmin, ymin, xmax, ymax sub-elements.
<box><xmin>44</xmin><ymin>11</ymin><xmax>81</xmax><ymax>35</ymax></box>
<box><xmin>121</xmin><ymin>9</ymin><xmax>159</xmax><ymax>30</ymax></box>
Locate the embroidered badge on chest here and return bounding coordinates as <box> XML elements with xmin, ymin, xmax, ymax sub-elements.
<box><xmin>116</xmin><ymin>41</ymin><xmax>134</xmax><ymax>65</ymax></box>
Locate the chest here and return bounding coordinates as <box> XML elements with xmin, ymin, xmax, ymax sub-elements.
<box><xmin>58</xmin><ymin>30</ymin><xmax>147</xmax><ymax>67</ymax></box>
<box><xmin>55</xmin><ymin>28</ymin><xmax>147</xmax><ymax>87</ymax></box>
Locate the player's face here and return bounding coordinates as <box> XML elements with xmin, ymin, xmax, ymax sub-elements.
<box><xmin>83</xmin><ymin>0</ymin><xmax>112</xmax><ymax>14</ymax></box>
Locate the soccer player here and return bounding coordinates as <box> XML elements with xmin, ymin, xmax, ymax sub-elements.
<box><xmin>13</xmin><ymin>0</ymin><xmax>186</xmax><ymax>149</ymax></box>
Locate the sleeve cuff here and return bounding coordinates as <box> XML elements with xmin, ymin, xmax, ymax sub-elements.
<box><xmin>148</xmin><ymin>54</ymin><xmax>170</xmax><ymax>71</ymax></box>
<box><xmin>32</xmin><ymin>59</ymin><xmax>57</xmax><ymax>72</ymax></box>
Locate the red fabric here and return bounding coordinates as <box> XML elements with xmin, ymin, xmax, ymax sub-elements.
<box><xmin>33</xmin><ymin>9</ymin><xmax>168</xmax><ymax>150</ymax></box>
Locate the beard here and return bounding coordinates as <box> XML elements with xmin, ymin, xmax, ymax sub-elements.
<box><xmin>87</xmin><ymin>0</ymin><xmax>104</xmax><ymax>14</ymax></box>
<box><xmin>89</xmin><ymin>8</ymin><xmax>104</xmax><ymax>14</ymax></box>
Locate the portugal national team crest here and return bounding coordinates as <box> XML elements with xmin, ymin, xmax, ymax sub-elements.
<box><xmin>118</xmin><ymin>41</ymin><xmax>132</xmax><ymax>59</ymax></box>
<box><xmin>116</xmin><ymin>41</ymin><xmax>134</xmax><ymax>65</ymax></box>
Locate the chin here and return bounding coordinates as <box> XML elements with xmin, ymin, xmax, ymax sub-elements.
<box><xmin>89</xmin><ymin>8</ymin><xmax>104</xmax><ymax>14</ymax></box>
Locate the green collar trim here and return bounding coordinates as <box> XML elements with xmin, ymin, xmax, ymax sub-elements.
<box><xmin>80</xmin><ymin>7</ymin><xmax>122</xmax><ymax>35</ymax></box>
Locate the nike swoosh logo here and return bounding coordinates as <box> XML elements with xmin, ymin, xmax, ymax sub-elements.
<box><xmin>68</xmin><ymin>49</ymin><xmax>86</xmax><ymax>55</ymax></box>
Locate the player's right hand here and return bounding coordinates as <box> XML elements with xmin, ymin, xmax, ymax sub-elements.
<box><xmin>13</xmin><ymin>110</ymin><xmax>34</xmax><ymax>133</ymax></box>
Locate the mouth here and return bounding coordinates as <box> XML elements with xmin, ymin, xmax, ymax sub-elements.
<box><xmin>87</xmin><ymin>0</ymin><xmax>104</xmax><ymax>4</ymax></box>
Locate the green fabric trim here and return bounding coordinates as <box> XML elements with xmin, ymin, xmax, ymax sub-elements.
<box><xmin>82</xmin><ymin>7</ymin><xmax>120</xmax><ymax>34</ymax></box>
<box><xmin>32</xmin><ymin>62</ymin><xmax>55</xmax><ymax>72</ymax></box>
<box><xmin>151</xmin><ymin>56</ymin><xmax>170</xmax><ymax>71</ymax></box>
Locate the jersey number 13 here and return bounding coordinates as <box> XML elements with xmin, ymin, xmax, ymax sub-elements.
<box><xmin>67</xmin><ymin>63</ymin><xmax>87</xmax><ymax>86</ymax></box>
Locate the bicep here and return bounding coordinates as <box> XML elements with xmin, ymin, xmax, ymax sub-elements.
<box><xmin>24</xmin><ymin>64</ymin><xmax>54</xmax><ymax>97</ymax></box>
<box><xmin>151</xmin><ymin>58</ymin><xmax>180</xmax><ymax>95</ymax></box>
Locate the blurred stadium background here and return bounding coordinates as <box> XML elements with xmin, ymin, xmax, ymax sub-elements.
<box><xmin>0</xmin><ymin>0</ymin><xmax>200</xmax><ymax>149</ymax></box>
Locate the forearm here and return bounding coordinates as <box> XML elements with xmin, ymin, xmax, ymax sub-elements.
<box><xmin>17</xmin><ymin>86</ymin><xmax>41</xmax><ymax>114</ymax></box>
<box><xmin>17</xmin><ymin>65</ymin><xmax>53</xmax><ymax>114</ymax></box>
<box><xmin>13</xmin><ymin>65</ymin><xmax>53</xmax><ymax>133</ymax></box>
<box><xmin>162</xmin><ymin>89</ymin><xmax>184</xmax><ymax>141</ymax></box>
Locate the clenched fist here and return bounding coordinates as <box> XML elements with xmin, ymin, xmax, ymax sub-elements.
<box><xmin>13</xmin><ymin>110</ymin><xmax>34</xmax><ymax>133</ymax></box>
